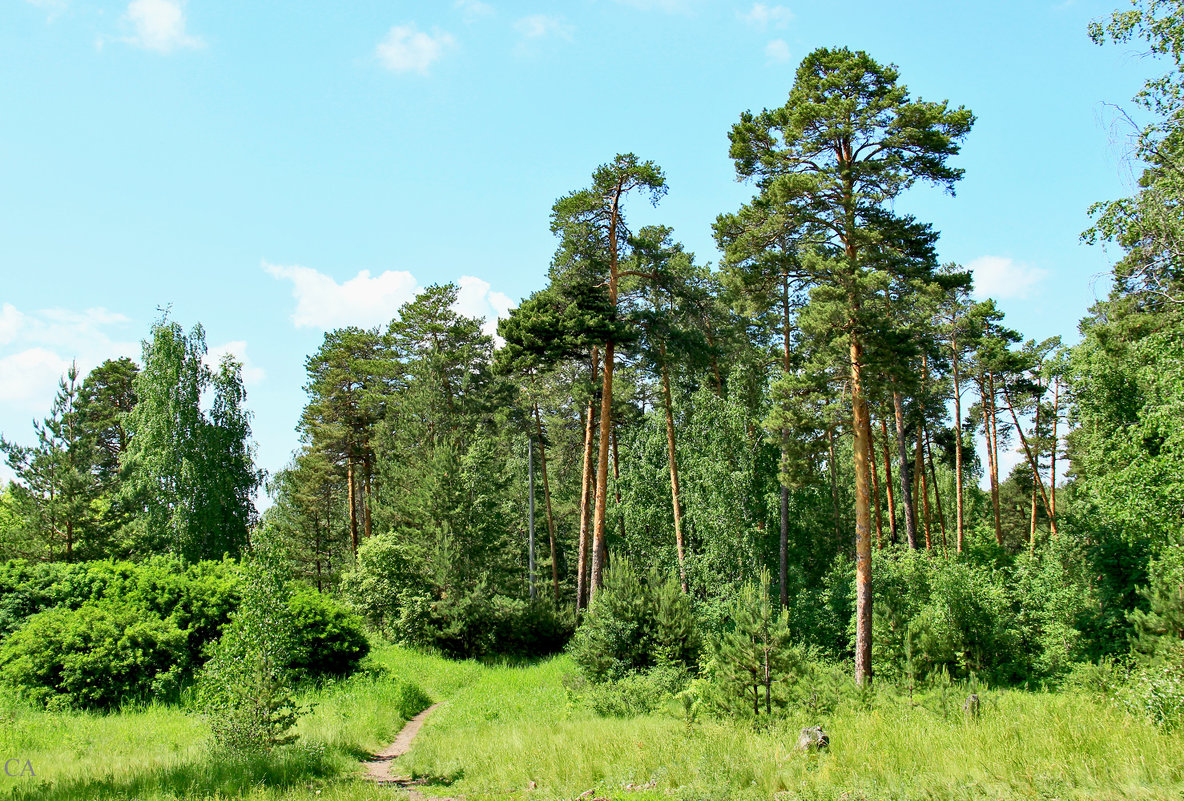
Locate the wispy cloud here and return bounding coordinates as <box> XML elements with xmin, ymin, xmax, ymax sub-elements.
<box><xmin>24</xmin><ymin>0</ymin><xmax>68</xmax><ymax>22</ymax></box>
<box><xmin>514</xmin><ymin>14</ymin><xmax>573</xmax><ymax>40</ymax></box>
<box><xmin>740</xmin><ymin>3</ymin><xmax>793</xmax><ymax>28</ymax></box>
<box><xmin>0</xmin><ymin>304</ymin><xmax>138</xmax><ymax>416</ymax></box>
<box><xmin>375</xmin><ymin>23</ymin><xmax>456</xmax><ymax>75</ymax></box>
<box><xmin>765</xmin><ymin>38</ymin><xmax>791</xmax><ymax>64</ymax></box>
<box><xmin>205</xmin><ymin>340</ymin><xmax>265</xmax><ymax>387</ymax></box>
<box><xmin>969</xmin><ymin>255</ymin><xmax>1049</xmax><ymax>300</ymax></box>
<box><xmin>264</xmin><ymin>263</ymin><xmax>515</xmax><ymax>339</ymax></box>
<box><xmin>455</xmin><ymin>0</ymin><xmax>494</xmax><ymax>23</ymax></box>
<box><xmin>116</xmin><ymin>0</ymin><xmax>204</xmax><ymax>53</ymax></box>
<box><xmin>264</xmin><ymin>262</ymin><xmax>420</xmax><ymax>329</ymax></box>
<box><xmin>609</xmin><ymin>0</ymin><xmax>697</xmax><ymax>13</ymax></box>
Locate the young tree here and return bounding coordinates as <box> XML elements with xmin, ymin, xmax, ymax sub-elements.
<box><xmin>0</xmin><ymin>364</ymin><xmax>98</xmax><ymax>560</ymax></box>
<box><xmin>724</xmin><ymin>47</ymin><xmax>973</xmax><ymax>684</ymax></box>
<box><xmin>551</xmin><ymin>154</ymin><xmax>667</xmax><ymax>596</ymax></box>
<box><xmin>120</xmin><ymin>318</ymin><xmax>260</xmax><ymax>561</ymax></box>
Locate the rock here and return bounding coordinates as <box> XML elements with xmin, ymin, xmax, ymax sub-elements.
<box><xmin>963</xmin><ymin>693</ymin><xmax>980</xmax><ymax>719</ymax></box>
<box><xmin>796</xmin><ymin>725</ymin><xmax>829</xmax><ymax>752</ymax></box>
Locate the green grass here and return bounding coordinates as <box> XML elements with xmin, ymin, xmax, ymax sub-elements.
<box><xmin>1</xmin><ymin>644</ymin><xmax>1182</xmax><ymax>800</ymax></box>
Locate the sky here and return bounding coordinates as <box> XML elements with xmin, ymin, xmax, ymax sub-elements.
<box><xmin>0</xmin><ymin>0</ymin><xmax>1159</xmax><ymax>489</ymax></box>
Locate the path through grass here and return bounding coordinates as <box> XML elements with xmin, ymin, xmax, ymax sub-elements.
<box><xmin>1</xmin><ymin>644</ymin><xmax>1181</xmax><ymax>800</ymax></box>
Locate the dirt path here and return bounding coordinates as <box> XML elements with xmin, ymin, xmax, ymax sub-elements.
<box><xmin>363</xmin><ymin>702</ymin><xmax>442</xmax><ymax>787</ymax></box>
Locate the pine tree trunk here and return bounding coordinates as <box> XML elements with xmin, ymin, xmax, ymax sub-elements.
<box><xmin>951</xmin><ymin>339</ymin><xmax>965</xmax><ymax>552</ymax></box>
<box><xmin>1003</xmin><ymin>384</ymin><xmax>1055</xmax><ymax>530</ymax></box>
<box><xmin>659</xmin><ymin>353</ymin><xmax>688</xmax><ymax>593</ymax></box>
<box><xmin>534</xmin><ymin>405</ymin><xmax>560</xmax><ymax>607</ymax></box>
<box><xmin>827</xmin><ymin>427</ymin><xmax>842</xmax><ymax>541</ymax></box>
<box><xmin>1050</xmin><ymin>378</ymin><xmax>1059</xmax><ymax>536</ymax></box>
<box><xmin>576</xmin><ymin>347</ymin><xmax>599</xmax><ymax>611</ymax></box>
<box><xmin>924</xmin><ymin>423</ymin><xmax>947</xmax><ymax>553</ymax></box>
<box><xmin>347</xmin><ymin>457</ymin><xmax>358</xmax><ymax>558</ymax></box>
<box><xmin>781</xmin><ymin>269</ymin><xmax>790</xmax><ymax>605</ymax></box>
<box><xmin>893</xmin><ymin>388</ymin><xmax>917</xmax><ymax>549</ymax></box>
<box><xmin>852</xmin><ymin>335</ymin><xmax>874</xmax><ymax>687</ymax></box>
<box><xmin>868</xmin><ymin>415</ymin><xmax>883</xmax><ymax>549</ymax></box>
<box><xmin>880</xmin><ymin>417</ymin><xmax>898</xmax><ymax>545</ymax></box>
<box><xmin>915</xmin><ymin>425</ymin><xmax>930</xmax><ymax>550</ymax></box>
<box><xmin>363</xmin><ymin>456</ymin><xmax>373</xmax><ymax>540</ymax></box>
<box><xmin>986</xmin><ymin>372</ymin><xmax>1003</xmax><ymax>546</ymax></box>
<box><xmin>1029</xmin><ymin>400</ymin><xmax>1041</xmax><ymax>551</ymax></box>
<box><xmin>590</xmin><ymin>339</ymin><xmax>615</xmax><ymax>596</ymax></box>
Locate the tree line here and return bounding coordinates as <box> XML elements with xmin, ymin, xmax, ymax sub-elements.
<box><xmin>3</xmin><ymin>3</ymin><xmax>1183</xmax><ymax>690</ymax></box>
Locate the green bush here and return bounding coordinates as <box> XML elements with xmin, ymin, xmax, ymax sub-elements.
<box><xmin>0</xmin><ymin>601</ymin><xmax>186</xmax><ymax>709</ymax></box>
<box><xmin>287</xmin><ymin>587</ymin><xmax>370</xmax><ymax>679</ymax></box>
<box><xmin>396</xmin><ymin>586</ymin><xmax>572</xmax><ymax>659</ymax></box>
<box><xmin>871</xmin><ymin>550</ymin><xmax>1020</xmax><ymax>683</ymax></box>
<box><xmin>569</xmin><ymin>557</ymin><xmax>700</xmax><ymax>683</ymax></box>
<box><xmin>579</xmin><ymin>664</ymin><xmax>688</xmax><ymax>717</ymax></box>
<box><xmin>1121</xmin><ymin>640</ymin><xmax>1184</xmax><ymax>730</ymax></box>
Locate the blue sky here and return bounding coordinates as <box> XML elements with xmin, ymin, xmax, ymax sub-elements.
<box><xmin>0</xmin><ymin>0</ymin><xmax>1155</xmax><ymax>486</ymax></box>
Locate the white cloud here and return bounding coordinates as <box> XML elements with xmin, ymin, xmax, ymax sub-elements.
<box><xmin>455</xmin><ymin>0</ymin><xmax>494</xmax><ymax>22</ymax></box>
<box><xmin>265</xmin><ymin>263</ymin><xmax>516</xmax><ymax>339</ymax></box>
<box><xmin>205</xmin><ymin>341</ymin><xmax>265</xmax><ymax>387</ymax></box>
<box><xmin>968</xmin><ymin>255</ymin><xmax>1048</xmax><ymax>300</ymax></box>
<box><xmin>376</xmin><ymin>24</ymin><xmax>456</xmax><ymax>75</ymax></box>
<box><xmin>454</xmin><ymin>275</ymin><xmax>517</xmax><ymax>339</ymax></box>
<box><xmin>0</xmin><ymin>305</ymin><xmax>138</xmax><ymax>430</ymax></box>
<box><xmin>264</xmin><ymin>261</ymin><xmax>421</xmax><ymax>330</ymax></box>
<box><xmin>514</xmin><ymin>14</ymin><xmax>573</xmax><ymax>39</ymax></box>
<box><xmin>0</xmin><ymin>348</ymin><xmax>71</xmax><ymax>405</ymax></box>
<box><xmin>765</xmin><ymin>38</ymin><xmax>791</xmax><ymax>64</ymax></box>
<box><xmin>740</xmin><ymin>3</ymin><xmax>793</xmax><ymax>27</ymax></box>
<box><xmin>610</xmin><ymin>0</ymin><xmax>695</xmax><ymax>12</ymax></box>
<box><xmin>119</xmin><ymin>0</ymin><xmax>203</xmax><ymax>53</ymax></box>
<box><xmin>24</xmin><ymin>0</ymin><xmax>68</xmax><ymax>21</ymax></box>
<box><xmin>0</xmin><ymin>304</ymin><xmax>25</xmax><ymax>346</ymax></box>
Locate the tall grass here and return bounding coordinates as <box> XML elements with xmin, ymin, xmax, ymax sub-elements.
<box><xmin>398</xmin><ymin>654</ymin><xmax>1184</xmax><ymax>801</ymax></box>
<box><xmin>1</xmin><ymin>644</ymin><xmax>1181</xmax><ymax>800</ymax></box>
<box><xmin>0</xmin><ymin>646</ymin><xmax>434</xmax><ymax>800</ymax></box>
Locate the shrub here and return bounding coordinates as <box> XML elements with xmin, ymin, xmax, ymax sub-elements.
<box><xmin>1121</xmin><ymin>640</ymin><xmax>1184</xmax><ymax>730</ymax></box>
<box><xmin>396</xmin><ymin>587</ymin><xmax>572</xmax><ymax>659</ymax></box>
<box><xmin>580</xmin><ymin>664</ymin><xmax>688</xmax><ymax>717</ymax></box>
<box><xmin>0</xmin><ymin>601</ymin><xmax>186</xmax><ymax>709</ymax></box>
<box><xmin>198</xmin><ymin>539</ymin><xmax>302</xmax><ymax>753</ymax></box>
<box><xmin>287</xmin><ymin>587</ymin><xmax>370</xmax><ymax>679</ymax></box>
<box><xmin>569</xmin><ymin>557</ymin><xmax>700</xmax><ymax>683</ymax></box>
<box><xmin>708</xmin><ymin>569</ymin><xmax>802</xmax><ymax>718</ymax></box>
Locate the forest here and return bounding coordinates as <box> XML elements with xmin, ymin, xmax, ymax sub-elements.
<box><xmin>0</xmin><ymin>2</ymin><xmax>1183</xmax><ymax>799</ymax></box>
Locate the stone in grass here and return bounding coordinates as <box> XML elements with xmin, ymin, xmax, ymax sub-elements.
<box><xmin>796</xmin><ymin>725</ymin><xmax>830</xmax><ymax>752</ymax></box>
<box><xmin>963</xmin><ymin>693</ymin><xmax>980</xmax><ymax>719</ymax></box>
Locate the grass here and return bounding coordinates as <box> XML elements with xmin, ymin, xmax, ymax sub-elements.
<box><xmin>0</xmin><ymin>644</ymin><xmax>1181</xmax><ymax>800</ymax></box>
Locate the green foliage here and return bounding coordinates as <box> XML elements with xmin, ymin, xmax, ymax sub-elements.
<box><xmin>0</xmin><ymin>557</ymin><xmax>240</xmax><ymax>675</ymax></box>
<box><xmin>285</xmin><ymin>586</ymin><xmax>369</xmax><ymax>680</ymax></box>
<box><xmin>570</xmin><ymin>663</ymin><xmax>689</xmax><ymax>718</ymax></box>
<box><xmin>707</xmin><ymin>568</ymin><xmax>801</xmax><ymax>717</ymax></box>
<box><xmin>396</xmin><ymin>588</ymin><xmax>572</xmax><ymax>660</ymax></box>
<box><xmin>569</xmin><ymin>556</ymin><xmax>700</xmax><ymax>683</ymax></box>
<box><xmin>198</xmin><ymin>538</ymin><xmax>301</xmax><ymax>754</ymax></box>
<box><xmin>0</xmin><ymin>600</ymin><xmax>186</xmax><ymax>709</ymax></box>
<box><xmin>871</xmin><ymin>550</ymin><xmax>1020</xmax><ymax>683</ymax></box>
<box><xmin>120</xmin><ymin>317</ymin><xmax>260</xmax><ymax>562</ymax></box>
<box><xmin>1131</xmin><ymin>544</ymin><xmax>1184</xmax><ymax>661</ymax></box>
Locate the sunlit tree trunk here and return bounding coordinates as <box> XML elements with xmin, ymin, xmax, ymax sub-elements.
<box><xmin>893</xmin><ymin>388</ymin><xmax>917</xmax><ymax>549</ymax></box>
<box><xmin>576</xmin><ymin>347</ymin><xmax>599</xmax><ymax>611</ymax></box>
<box><xmin>880</xmin><ymin>417</ymin><xmax>898</xmax><ymax>544</ymax></box>
<box><xmin>659</xmin><ymin>350</ymin><xmax>688</xmax><ymax>593</ymax></box>
<box><xmin>534</xmin><ymin>405</ymin><xmax>560</xmax><ymax>606</ymax></box>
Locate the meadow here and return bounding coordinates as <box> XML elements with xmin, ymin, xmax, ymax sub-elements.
<box><xmin>0</xmin><ymin>643</ymin><xmax>1180</xmax><ymax>801</ymax></box>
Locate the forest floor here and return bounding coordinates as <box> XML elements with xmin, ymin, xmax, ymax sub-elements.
<box><xmin>0</xmin><ymin>644</ymin><xmax>1182</xmax><ymax>800</ymax></box>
